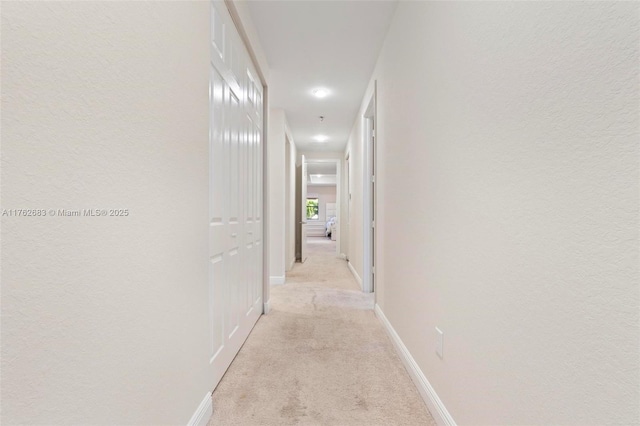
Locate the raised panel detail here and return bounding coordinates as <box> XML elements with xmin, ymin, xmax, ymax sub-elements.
<box><xmin>209</xmin><ymin>0</ymin><xmax>263</xmax><ymax>391</ymax></box>
<box><xmin>255</xmin><ymin>126</ymin><xmax>262</xmax><ymax>221</ymax></box>
<box><xmin>210</xmin><ymin>3</ymin><xmax>225</xmax><ymax>62</ymax></box>
<box><xmin>209</xmin><ymin>254</ymin><xmax>225</xmax><ymax>363</ymax></box>
<box><xmin>228</xmin><ymin>89</ymin><xmax>240</xmax><ymax>225</ymax></box>
<box><xmin>246</xmin><ymin>70</ymin><xmax>255</xmax><ymax>107</ymax></box>
<box><xmin>245</xmin><ymin>115</ymin><xmax>254</xmax><ymax>222</ymax></box>
<box><xmin>210</xmin><ymin>67</ymin><xmax>226</xmax><ymax>227</ymax></box>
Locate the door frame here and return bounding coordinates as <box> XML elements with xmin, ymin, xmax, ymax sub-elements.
<box><xmin>363</xmin><ymin>82</ymin><xmax>376</xmax><ymax>294</ymax></box>
<box><xmin>223</xmin><ymin>0</ymin><xmax>270</xmax><ymax>313</ymax></box>
<box><xmin>300</xmin><ymin>155</ymin><xmax>308</xmax><ymax>263</ymax></box>
<box><xmin>344</xmin><ymin>151</ymin><xmax>350</xmax><ymax>261</ymax></box>
<box><xmin>304</xmin><ymin>157</ymin><xmax>342</xmax><ymax>258</ymax></box>
<box><xmin>206</xmin><ymin>0</ymin><xmax>269</xmax><ymax>404</ymax></box>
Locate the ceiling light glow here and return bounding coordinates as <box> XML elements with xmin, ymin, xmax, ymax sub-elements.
<box><xmin>314</xmin><ymin>135</ymin><xmax>328</xmax><ymax>143</ymax></box>
<box><xmin>312</xmin><ymin>88</ymin><xmax>329</xmax><ymax>98</ymax></box>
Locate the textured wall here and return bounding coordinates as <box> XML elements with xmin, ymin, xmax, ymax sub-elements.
<box><xmin>368</xmin><ymin>2</ymin><xmax>639</xmax><ymax>424</ymax></box>
<box><xmin>1</xmin><ymin>2</ymin><xmax>212</xmax><ymax>423</ymax></box>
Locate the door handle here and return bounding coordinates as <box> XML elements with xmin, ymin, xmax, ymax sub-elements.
<box><xmin>300</xmin><ymin>221</ymin><xmax>307</xmax><ymax>224</ymax></box>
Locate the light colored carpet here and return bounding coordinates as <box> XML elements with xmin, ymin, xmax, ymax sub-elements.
<box><xmin>208</xmin><ymin>238</ymin><xmax>436</xmax><ymax>426</ymax></box>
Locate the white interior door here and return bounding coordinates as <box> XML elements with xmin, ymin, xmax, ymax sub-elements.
<box><xmin>300</xmin><ymin>155</ymin><xmax>307</xmax><ymax>263</ymax></box>
<box><xmin>346</xmin><ymin>153</ymin><xmax>350</xmax><ymax>261</ymax></box>
<box><xmin>370</xmin><ymin>118</ymin><xmax>376</xmax><ymax>292</ymax></box>
<box><xmin>363</xmin><ymin>91</ymin><xmax>376</xmax><ymax>294</ymax></box>
<box><xmin>209</xmin><ymin>0</ymin><xmax>263</xmax><ymax>389</ymax></box>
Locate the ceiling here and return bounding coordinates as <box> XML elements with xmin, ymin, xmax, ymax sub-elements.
<box><xmin>307</xmin><ymin>161</ymin><xmax>337</xmax><ymax>186</ymax></box>
<box><xmin>307</xmin><ymin>162</ymin><xmax>336</xmax><ymax>175</ymax></box>
<box><xmin>247</xmin><ymin>1</ymin><xmax>398</xmax><ymax>152</ymax></box>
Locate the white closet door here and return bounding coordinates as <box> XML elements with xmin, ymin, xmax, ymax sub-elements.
<box><xmin>209</xmin><ymin>0</ymin><xmax>263</xmax><ymax>388</ymax></box>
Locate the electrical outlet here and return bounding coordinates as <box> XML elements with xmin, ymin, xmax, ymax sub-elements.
<box><xmin>435</xmin><ymin>327</ymin><xmax>444</xmax><ymax>359</ymax></box>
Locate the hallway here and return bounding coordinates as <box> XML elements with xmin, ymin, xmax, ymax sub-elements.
<box><xmin>209</xmin><ymin>239</ymin><xmax>435</xmax><ymax>425</ymax></box>
<box><xmin>2</xmin><ymin>2</ymin><xmax>638</xmax><ymax>424</ymax></box>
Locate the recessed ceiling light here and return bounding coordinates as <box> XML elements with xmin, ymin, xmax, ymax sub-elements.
<box><xmin>312</xmin><ymin>88</ymin><xmax>329</xmax><ymax>99</ymax></box>
<box><xmin>314</xmin><ymin>135</ymin><xmax>328</xmax><ymax>142</ymax></box>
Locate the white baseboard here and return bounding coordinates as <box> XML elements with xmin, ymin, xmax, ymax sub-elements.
<box><xmin>187</xmin><ymin>392</ymin><xmax>213</xmax><ymax>426</ymax></box>
<box><xmin>374</xmin><ymin>304</ymin><xmax>456</xmax><ymax>426</ymax></box>
<box><xmin>289</xmin><ymin>257</ymin><xmax>296</xmax><ymax>271</ymax></box>
<box><xmin>263</xmin><ymin>299</ymin><xmax>271</xmax><ymax>314</ymax></box>
<box><xmin>269</xmin><ymin>275</ymin><xmax>285</xmax><ymax>285</ymax></box>
<box><xmin>347</xmin><ymin>261</ymin><xmax>362</xmax><ymax>288</ymax></box>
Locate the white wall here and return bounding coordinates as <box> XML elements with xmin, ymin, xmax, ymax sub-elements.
<box><xmin>268</xmin><ymin>109</ymin><xmax>296</xmax><ymax>281</ymax></box>
<box><xmin>355</xmin><ymin>2</ymin><xmax>640</xmax><ymax>424</ymax></box>
<box><xmin>1</xmin><ymin>2</ymin><xmax>213</xmax><ymax>424</ymax></box>
<box><xmin>344</xmin><ymin>120</ymin><xmax>364</xmax><ymax>282</ymax></box>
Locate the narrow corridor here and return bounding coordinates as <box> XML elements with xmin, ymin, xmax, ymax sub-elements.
<box><xmin>209</xmin><ymin>238</ymin><xmax>436</xmax><ymax>425</ymax></box>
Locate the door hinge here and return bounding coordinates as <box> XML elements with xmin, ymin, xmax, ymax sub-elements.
<box><xmin>371</xmin><ymin>175</ymin><xmax>375</xmax><ymax>183</ymax></box>
<box><xmin>372</xmin><ymin>266</ymin><xmax>376</xmax><ymax>274</ymax></box>
<box><xmin>371</xmin><ymin>220</ymin><xmax>375</xmax><ymax>228</ymax></box>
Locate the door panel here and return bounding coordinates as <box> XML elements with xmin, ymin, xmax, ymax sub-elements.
<box><xmin>209</xmin><ymin>0</ymin><xmax>263</xmax><ymax>389</ymax></box>
<box><xmin>210</xmin><ymin>2</ymin><xmax>224</xmax><ymax>63</ymax></box>
<box><xmin>370</xmin><ymin>118</ymin><xmax>375</xmax><ymax>292</ymax></box>
<box><xmin>209</xmin><ymin>66</ymin><xmax>226</xmax><ymax>364</ymax></box>
<box><xmin>252</xmin><ymin>96</ymin><xmax>262</xmax><ymax>305</ymax></box>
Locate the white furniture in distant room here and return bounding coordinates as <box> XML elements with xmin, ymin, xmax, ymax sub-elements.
<box><xmin>325</xmin><ymin>203</ymin><xmax>337</xmax><ymax>240</ymax></box>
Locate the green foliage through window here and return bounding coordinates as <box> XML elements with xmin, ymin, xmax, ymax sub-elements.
<box><xmin>306</xmin><ymin>198</ymin><xmax>319</xmax><ymax>220</ymax></box>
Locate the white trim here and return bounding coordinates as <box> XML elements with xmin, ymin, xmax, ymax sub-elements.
<box><xmin>224</xmin><ymin>0</ymin><xmax>269</xmax><ymax>87</ymax></box>
<box><xmin>270</xmin><ymin>276</ymin><xmax>285</xmax><ymax>285</ymax></box>
<box><xmin>374</xmin><ymin>304</ymin><xmax>457</xmax><ymax>426</ymax></box>
<box><xmin>289</xmin><ymin>257</ymin><xmax>296</xmax><ymax>271</ymax></box>
<box><xmin>225</xmin><ymin>0</ymin><xmax>271</xmax><ymax>338</ymax></box>
<box><xmin>335</xmin><ymin>159</ymin><xmax>341</xmax><ymax>258</ymax></box>
<box><xmin>362</xmin><ymin>83</ymin><xmax>376</xmax><ymax>294</ymax></box>
<box><xmin>262</xmin><ymin>100</ymin><xmax>270</xmax><ymax>340</ymax></box>
<box><xmin>187</xmin><ymin>392</ymin><xmax>213</xmax><ymax>426</ymax></box>
<box><xmin>304</xmin><ymin>158</ymin><xmax>342</xmax><ymax>258</ymax></box>
<box><xmin>347</xmin><ymin>261</ymin><xmax>362</xmax><ymax>289</ymax></box>
<box><xmin>263</xmin><ymin>300</ymin><xmax>271</xmax><ymax>314</ymax></box>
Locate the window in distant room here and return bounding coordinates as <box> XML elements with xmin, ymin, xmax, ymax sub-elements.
<box><xmin>306</xmin><ymin>198</ymin><xmax>319</xmax><ymax>220</ymax></box>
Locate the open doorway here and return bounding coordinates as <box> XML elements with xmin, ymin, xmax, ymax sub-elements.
<box><xmin>296</xmin><ymin>158</ymin><xmax>341</xmax><ymax>261</ymax></box>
